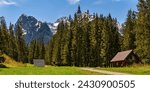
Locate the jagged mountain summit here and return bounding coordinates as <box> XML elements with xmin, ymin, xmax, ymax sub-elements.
<box><xmin>14</xmin><ymin>14</ymin><xmax>74</xmax><ymax>44</ymax></box>
<box><xmin>15</xmin><ymin>14</ymin><xmax>53</xmax><ymax>44</ymax></box>
<box><xmin>48</xmin><ymin>16</ymin><xmax>72</xmax><ymax>35</ymax></box>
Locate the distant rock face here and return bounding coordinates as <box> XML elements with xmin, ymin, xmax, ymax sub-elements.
<box><xmin>55</xmin><ymin>16</ymin><xmax>69</xmax><ymax>23</ymax></box>
<box><xmin>48</xmin><ymin>23</ymin><xmax>58</xmax><ymax>35</ymax></box>
<box><xmin>15</xmin><ymin>14</ymin><xmax>53</xmax><ymax>44</ymax></box>
<box><xmin>47</xmin><ymin>16</ymin><xmax>71</xmax><ymax>35</ymax></box>
<box><xmin>117</xmin><ymin>23</ymin><xmax>124</xmax><ymax>36</ymax></box>
<box><xmin>14</xmin><ymin>14</ymin><xmax>73</xmax><ymax>44</ymax></box>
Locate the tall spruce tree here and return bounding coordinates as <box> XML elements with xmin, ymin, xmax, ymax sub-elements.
<box><xmin>0</xmin><ymin>17</ymin><xmax>9</xmax><ymax>54</ymax></box>
<box><xmin>66</xmin><ymin>21</ymin><xmax>73</xmax><ymax>66</ymax></box>
<box><xmin>39</xmin><ymin>42</ymin><xmax>45</xmax><ymax>59</ymax></box>
<box><xmin>28</xmin><ymin>40</ymin><xmax>36</xmax><ymax>63</ymax></box>
<box><xmin>100</xmin><ymin>17</ymin><xmax>110</xmax><ymax>67</ymax></box>
<box><xmin>123</xmin><ymin>10</ymin><xmax>136</xmax><ymax>50</ymax></box>
<box><xmin>90</xmin><ymin>13</ymin><xmax>100</xmax><ymax>67</ymax></box>
<box><xmin>8</xmin><ymin>23</ymin><xmax>18</xmax><ymax>60</ymax></box>
<box><xmin>46</xmin><ymin>37</ymin><xmax>55</xmax><ymax>65</ymax></box>
<box><xmin>135</xmin><ymin>0</ymin><xmax>150</xmax><ymax>63</ymax></box>
<box><xmin>52</xmin><ymin>21</ymin><xmax>65</xmax><ymax>65</ymax></box>
<box><xmin>16</xmin><ymin>22</ymin><xmax>27</xmax><ymax>63</ymax></box>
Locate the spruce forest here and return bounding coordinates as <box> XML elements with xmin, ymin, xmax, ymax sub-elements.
<box><xmin>0</xmin><ymin>0</ymin><xmax>150</xmax><ymax>67</ymax></box>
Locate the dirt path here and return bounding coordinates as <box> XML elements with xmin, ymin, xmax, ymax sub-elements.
<box><xmin>81</xmin><ymin>68</ymin><xmax>131</xmax><ymax>75</ymax></box>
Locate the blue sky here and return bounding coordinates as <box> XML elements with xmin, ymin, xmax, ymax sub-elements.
<box><xmin>0</xmin><ymin>0</ymin><xmax>138</xmax><ymax>25</ymax></box>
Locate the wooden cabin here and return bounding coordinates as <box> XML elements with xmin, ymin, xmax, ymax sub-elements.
<box><xmin>111</xmin><ymin>50</ymin><xmax>140</xmax><ymax>67</ymax></box>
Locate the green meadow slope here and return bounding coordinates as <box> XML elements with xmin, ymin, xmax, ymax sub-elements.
<box><xmin>0</xmin><ymin>66</ymin><xmax>102</xmax><ymax>75</ymax></box>
<box><xmin>0</xmin><ymin>54</ymin><xmax>102</xmax><ymax>75</ymax></box>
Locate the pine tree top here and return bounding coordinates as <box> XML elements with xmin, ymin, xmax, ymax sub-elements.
<box><xmin>77</xmin><ymin>5</ymin><xmax>82</xmax><ymax>14</ymax></box>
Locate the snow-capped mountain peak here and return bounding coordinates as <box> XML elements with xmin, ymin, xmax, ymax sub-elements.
<box><xmin>15</xmin><ymin>14</ymin><xmax>53</xmax><ymax>44</ymax></box>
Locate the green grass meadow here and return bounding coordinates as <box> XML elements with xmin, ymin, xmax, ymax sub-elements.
<box><xmin>97</xmin><ymin>65</ymin><xmax>150</xmax><ymax>75</ymax></box>
<box><xmin>0</xmin><ymin>65</ymin><xmax>102</xmax><ymax>75</ymax></box>
<box><xmin>1</xmin><ymin>54</ymin><xmax>150</xmax><ymax>75</ymax></box>
<box><xmin>0</xmin><ymin>55</ymin><xmax>102</xmax><ymax>75</ymax></box>
<box><xmin>1</xmin><ymin>64</ymin><xmax>150</xmax><ymax>75</ymax></box>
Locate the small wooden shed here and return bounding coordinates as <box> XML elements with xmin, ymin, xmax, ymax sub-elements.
<box><xmin>111</xmin><ymin>50</ymin><xmax>139</xmax><ymax>67</ymax></box>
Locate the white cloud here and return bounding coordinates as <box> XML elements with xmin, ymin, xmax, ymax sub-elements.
<box><xmin>67</xmin><ymin>0</ymin><xmax>80</xmax><ymax>5</ymax></box>
<box><xmin>0</xmin><ymin>0</ymin><xmax>16</xmax><ymax>6</ymax></box>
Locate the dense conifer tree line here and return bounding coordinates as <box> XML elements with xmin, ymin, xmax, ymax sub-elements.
<box><xmin>0</xmin><ymin>18</ymin><xmax>45</xmax><ymax>63</ymax></box>
<box><xmin>46</xmin><ymin>6</ymin><xmax>120</xmax><ymax>67</ymax></box>
<box><xmin>1</xmin><ymin>0</ymin><xmax>150</xmax><ymax>66</ymax></box>
<box><xmin>122</xmin><ymin>0</ymin><xmax>150</xmax><ymax>64</ymax></box>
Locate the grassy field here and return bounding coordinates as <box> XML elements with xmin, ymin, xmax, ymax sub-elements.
<box><xmin>1</xmin><ymin>54</ymin><xmax>150</xmax><ymax>75</ymax></box>
<box><xmin>96</xmin><ymin>65</ymin><xmax>150</xmax><ymax>75</ymax></box>
<box><xmin>0</xmin><ymin>54</ymin><xmax>102</xmax><ymax>75</ymax></box>
<box><xmin>0</xmin><ymin>66</ymin><xmax>103</xmax><ymax>75</ymax></box>
<box><xmin>1</xmin><ymin>64</ymin><xmax>150</xmax><ymax>75</ymax></box>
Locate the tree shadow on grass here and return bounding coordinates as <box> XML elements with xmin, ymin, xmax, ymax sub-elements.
<box><xmin>0</xmin><ymin>63</ymin><xmax>8</xmax><ymax>68</ymax></box>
